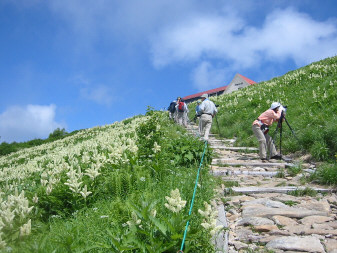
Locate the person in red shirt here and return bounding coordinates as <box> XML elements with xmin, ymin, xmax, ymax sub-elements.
<box><xmin>252</xmin><ymin>102</ymin><xmax>283</xmax><ymax>160</ymax></box>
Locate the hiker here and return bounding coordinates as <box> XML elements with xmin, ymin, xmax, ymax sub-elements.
<box><xmin>177</xmin><ymin>98</ymin><xmax>188</xmax><ymax>127</ymax></box>
<box><xmin>199</xmin><ymin>94</ymin><xmax>217</xmax><ymax>141</ymax></box>
<box><xmin>167</xmin><ymin>100</ymin><xmax>176</xmax><ymax>121</ymax></box>
<box><xmin>194</xmin><ymin>100</ymin><xmax>202</xmax><ymax>136</ymax></box>
<box><xmin>252</xmin><ymin>102</ymin><xmax>283</xmax><ymax>161</ymax></box>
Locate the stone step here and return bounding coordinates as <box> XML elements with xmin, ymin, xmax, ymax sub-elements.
<box><xmin>212</xmin><ymin>170</ymin><xmax>279</xmax><ymax>177</ymax></box>
<box><xmin>210</xmin><ymin>146</ymin><xmax>258</xmax><ymax>151</ymax></box>
<box><xmin>214</xmin><ymin>204</ymin><xmax>228</xmax><ymax>252</ymax></box>
<box><xmin>229</xmin><ymin>186</ymin><xmax>334</xmax><ymax>194</ymax></box>
<box><xmin>212</xmin><ymin>159</ymin><xmax>292</xmax><ymax>168</ymax></box>
<box><xmin>208</xmin><ymin>139</ymin><xmax>236</xmax><ymax>143</ymax></box>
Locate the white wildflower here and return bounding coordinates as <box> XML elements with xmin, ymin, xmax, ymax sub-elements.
<box><xmin>164</xmin><ymin>189</ymin><xmax>186</xmax><ymax>213</ymax></box>
<box><xmin>126</xmin><ymin>211</ymin><xmax>142</xmax><ymax>227</ymax></box>
<box><xmin>80</xmin><ymin>185</ymin><xmax>92</xmax><ymax>199</ymax></box>
<box><xmin>20</xmin><ymin>219</ymin><xmax>31</xmax><ymax>237</ymax></box>
<box><xmin>32</xmin><ymin>193</ymin><xmax>38</xmax><ymax>204</ymax></box>
<box><xmin>152</xmin><ymin>142</ymin><xmax>161</xmax><ymax>153</ymax></box>
<box><xmin>46</xmin><ymin>184</ymin><xmax>53</xmax><ymax>195</ymax></box>
<box><xmin>198</xmin><ymin>202</ymin><xmax>222</xmax><ymax>236</ymax></box>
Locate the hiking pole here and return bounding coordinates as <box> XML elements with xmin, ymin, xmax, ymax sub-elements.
<box><xmin>215</xmin><ymin>114</ymin><xmax>222</xmax><ymax>138</ymax></box>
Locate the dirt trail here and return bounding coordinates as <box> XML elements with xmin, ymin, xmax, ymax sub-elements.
<box><xmin>187</xmin><ymin>123</ymin><xmax>337</xmax><ymax>253</ymax></box>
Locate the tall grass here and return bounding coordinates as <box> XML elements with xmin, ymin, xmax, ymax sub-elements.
<box><xmin>0</xmin><ymin>110</ymin><xmax>217</xmax><ymax>252</ymax></box>
<box><xmin>189</xmin><ymin>56</ymin><xmax>337</xmax><ymax>184</ymax></box>
<box><xmin>210</xmin><ymin>56</ymin><xmax>336</xmax><ymax>161</ymax></box>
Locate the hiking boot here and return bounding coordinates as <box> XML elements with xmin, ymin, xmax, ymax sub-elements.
<box><xmin>270</xmin><ymin>155</ymin><xmax>282</xmax><ymax>160</ymax></box>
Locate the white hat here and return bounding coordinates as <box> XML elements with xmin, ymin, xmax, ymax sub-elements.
<box><xmin>270</xmin><ymin>102</ymin><xmax>281</xmax><ymax>110</ymax></box>
<box><xmin>201</xmin><ymin>94</ymin><xmax>208</xmax><ymax>99</ymax></box>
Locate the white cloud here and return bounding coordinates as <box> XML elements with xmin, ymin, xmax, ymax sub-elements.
<box><xmin>191</xmin><ymin>61</ymin><xmax>230</xmax><ymax>90</ymax></box>
<box><xmin>151</xmin><ymin>8</ymin><xmax>337</xmax><ymax>80</ymax></box>
<box><xmin>72</xmin><ymin>75</ymin><xmax>115</xmax><ymax>106</ymax></box>
<box><xmin>0</xmin><ymin>105</ymin><xmax>64</xmax><ymax>143</ymax></box>
<box><xmin>80</xmin><ymin>85</ymin><xmax>114</xmax><ymax>106</ymax></box>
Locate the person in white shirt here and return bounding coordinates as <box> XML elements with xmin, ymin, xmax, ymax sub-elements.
<box><xmin>198</xmin><ymin>94</ymin><xmax>217</xmax><ymax>141</ymax></box>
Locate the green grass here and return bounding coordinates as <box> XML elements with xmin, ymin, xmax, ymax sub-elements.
<box><xmin>287</xmin><ymin>164</ymin><xmax>303</xmax><ymax>177</ymax></box>
<box><xmin>189</xmin><ymin>55</ymin><xmax>337</xmax><ymax>184</ymax></box>
<box><xmin>308</xmin><ymin>163</ymin><xmax>337</xmax><ymax>185</ymax></box>
<box><xmin>0</xmin><ymin>111</ymin><xmax>217</xmax><ymax>252</ymax></box>
<box><xmin>288</xmin><ymin>187</ymin><xmax>317</xmax><ymax>197</ymax></box>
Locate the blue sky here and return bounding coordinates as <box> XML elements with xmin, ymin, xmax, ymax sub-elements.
<box><xmin>1</xmin><ymin>0</ymin><xmax>337</xmax><ymax>143</ymax></box>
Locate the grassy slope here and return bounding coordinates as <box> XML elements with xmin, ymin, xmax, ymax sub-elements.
<box><xmin>190</xmin><ymin>56</ymin><xmax>337</xmax><ymax>162</ymax></box>
<box><xmin>1</xmin><ymin>112</ymin><xmax>217</xmax><ymax>252</ymax></box>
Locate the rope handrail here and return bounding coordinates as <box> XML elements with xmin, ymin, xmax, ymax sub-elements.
<box><xmin>179</xmin><ymin>140</ymin><xmax>208</xmax><ymax>252</ymax></box>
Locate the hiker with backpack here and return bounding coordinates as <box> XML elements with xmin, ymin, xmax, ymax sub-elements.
<box><xmin>193</xmin><ymin>100</ymin><xmax>202</xmax><ymax>136</ymax></box>
<box><xmin>252</xmin><ymin>102</ymin><xmax>283</xmax><ymax>161</ymax></box>
<box><xmin>168</xmin><ymin>100</ymin><xmax>177</xmax><ymax>121</ymax></box>
<box><xmin>176</xmin><ymin>98</ymin><xmax>188</xmax><ymax>127</ymax></box>
<box><xmin>199</xmin><ymin>94</ymin><xmax>217</xmax><ymax>141</ymax></box>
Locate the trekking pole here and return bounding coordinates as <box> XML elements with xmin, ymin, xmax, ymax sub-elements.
<box><xmin>215</xmin><ymin>114</ymin><xmax>222</xmax><ymax>138</ymax></box>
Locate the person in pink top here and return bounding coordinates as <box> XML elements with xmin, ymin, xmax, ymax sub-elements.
<box><xmin>252</xmin><ymin>102</ymin><xmax>283</xmax><ymax>160</ymax></box>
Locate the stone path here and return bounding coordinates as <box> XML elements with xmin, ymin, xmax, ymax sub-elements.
<box><xmin>186</xmin><ymin>124</ymin><xmax>337</xmax><ymax>253</ymax></box>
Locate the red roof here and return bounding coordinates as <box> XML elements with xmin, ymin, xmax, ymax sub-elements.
<box><xmin>182</xmin><ymin>86</ymin><xmax>227</xmax><ymax>101</ymax></box>
<box><xmin>182</xmin><ymin>73</ymin><xmax>256</xmax><ymax>101</ymax></box>
<box><xmin>238</xmin><ymin>74</ymin><xmax>256</xmax><ymax>85</ymax></box>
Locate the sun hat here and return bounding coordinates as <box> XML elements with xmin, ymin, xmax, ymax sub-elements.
<box><xmin>270</xmin><ymin>102</ymin><xmax>281</xmax><ymax>110</ymax></box>
<box><xmin>201</xmin><ymin>94</ymin><xmax>208</xmax><ymax>99</ymax></box>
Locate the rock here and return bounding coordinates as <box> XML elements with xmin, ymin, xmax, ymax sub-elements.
<box><xmin>228</xmin><ymin>208</ymin><xmax>239</xmax><ymax>215</ymax></box>
<box><xmin>326</xmin><ymin>221</ymin><xmax>337</xmax><ymax>229</ymax></box>
<box><xmin>232</xmin><ymin>241</ymin><xmax>248</xmax><ymax>250</ymax></box>
<box><xmin>326</xmin><ymin>195</ymin><xmax>337</xmax><ymax>204</ymax></box>
<box><xmin>285</xmin><ymin>225</ymin><xmax>337</xmax><ymax>236</ymax></box>
<box><xmin>242</xmin><ymin>206</ymin><xmax>328</xmax><ymax>219</ymax></box>
<box><xmin>236</xmin><ymin>217</ymin><xmax>274</xmax><ymax>226</ymax></box>
<box><xmin>296</xmin><ymin>199</ymin><xmax>331</xmax><ymax>213</ymax></box>
<box><xmin>253</xmin><ymin>167</ymin><xmax>265</xmax><ymax>171</ymax></box>
<box><xmin>310</xmin><ymin>229</ymin><xmax>337</xmax><ymax>236</ymax></box>
<box><xmin>312</xmin><ymin>223</ymin><xmax>334</xmax><ymax>230</ymax></box>
<box><xmin>235</xmin><ymin>195</ymin><xmax>255</xmax><ymax>202</ymax></box>
<box><xmin>235</xmin><ymin>228</ymin><xmax>256</xmax><ymax>242</ymax></box>
<box><xmin>254</xmin><ymin>224</ymin><xmax>278</xmax><ymax>232</ymax></box>
<box><xmin>284</xmin><ymin>224</ymin><xmax>311</xmax><ymax>234</ymax></box>
<box><xmin>269</xmin><ymin>230</ymin><xmax>293</xmax><ymax>236</ymax></box>
<box><xmin>266</xmin><ymin>236</ymin><xmax>325</xmax><ymax>253</ymax></box>
<box><xmin>273</xmin><ymin>195</ymin><xmax>300</xmax><ymax>203</ymax></box>
<box><xmin>324</xmin><ymin>239</ymin><xmax>337</xmax><ymax>253</ymax></box>
<box><xmin>242</xmin><ymin>198</ymin><xmax>287</xmax><ymax>208</ymax></box>
<box><xmin>251</xmin><ymin>193</ymin><xmax>280</xmax><ymax>198</ymax></box>
<box><xmin>248</xmin><ymin>235</ymin><xmax>279</xmax><ymax>243</ymax></box>
<box><xmin>300</xmin><ymin>215</ymin><xmax>334</xmax><ymax>225</ymax></box>
<box><xmin>272</xmin><ymin>215</ymin><xmax>298</xmax><ymax>227</ymax></box>
<box><xmin>228</xmin><ymin>214</ymin><xmax>239</xmax><ymax>222</ymax></box>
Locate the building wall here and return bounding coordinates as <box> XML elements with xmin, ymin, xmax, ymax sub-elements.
<box><xmin>224</xmin><ymin>74</ymin><xmax>249</xmax><ymax>94</ymax></box>
<box><xmin>184</xmin><ymin>90</ymin><xmax>225</xmax><ymax>104</ymax></box>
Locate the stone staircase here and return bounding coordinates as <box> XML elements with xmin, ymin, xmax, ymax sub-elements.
<box><xmin>186</xmin><ymin>123</ymin><xmax>337</xmax><ymax>253</ymax></box>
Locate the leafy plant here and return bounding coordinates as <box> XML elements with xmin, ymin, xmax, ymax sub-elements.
<box><xmin>288</xmin><ymin>187</ymin><xmax>317</xmax><ymax>197</ymax></box>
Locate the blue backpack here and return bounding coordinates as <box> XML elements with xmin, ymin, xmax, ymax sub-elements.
<box><xmin>168</xmin><ymin>102</ymin><xmax>176</xmax><ymax>113</ymax></box>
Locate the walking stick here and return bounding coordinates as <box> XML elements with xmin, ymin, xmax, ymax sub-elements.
<box><xmin>215</xmin><ymin>114</ymin><xmax>222</xmax><ymax>138</ymax></box>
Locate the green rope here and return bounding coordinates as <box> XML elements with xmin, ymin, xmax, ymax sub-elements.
<box><xmin>179</xmin><ymin>140</ymin><xmax>208</xmax><ymax>252</ymax></box>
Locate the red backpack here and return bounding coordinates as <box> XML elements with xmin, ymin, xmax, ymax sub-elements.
<box><xmin>178</xmin><ymin>101</ymin><xmax>185</xmax><ymax>112</ymax></box>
